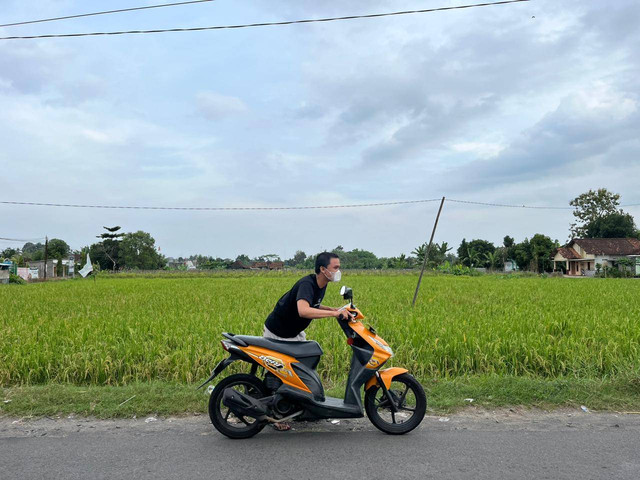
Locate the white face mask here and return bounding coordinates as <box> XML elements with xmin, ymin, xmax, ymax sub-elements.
<box><xmin>323</xmin><ymin>268</ymin><xmax>342</xmax><ymax>282</ymax></box>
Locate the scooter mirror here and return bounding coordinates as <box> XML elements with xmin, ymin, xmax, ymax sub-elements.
<box><xmin>340</xmin><ymin>286</ymin><xmax>353</xmax><ymax>300</ymax></box>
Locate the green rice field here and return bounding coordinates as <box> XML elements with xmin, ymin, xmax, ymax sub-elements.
<box><xmin>2</xmin><ymin>272</ymin><xmax>639</xmax><ymax>388</ymax></box>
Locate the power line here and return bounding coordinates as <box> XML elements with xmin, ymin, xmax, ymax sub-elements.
<box><xmin>448</xmin><ymin>199</ymin><xmax>640</xmax><ymax>209</ymax></box>
<box><xmin>0</xmin><ymin>0</ymin><xmax>531</xmax><ymax>41</ymax></box>
<box><xmin>447</xmin><ymin>199</ymin><xmax>572</xmax><ymax>210</ymax></box>
<box><xmin>0</xmin><ymin>237</ymin><xmax>46</xmax><ymax>242</ymax></box>
<box><xmin>0</xmin><ymin>0</ymin><xmax>215</xmax><ymax>29</ymax></box>
<box><xmin>0</xmin><ymin>199</ymin><xmax>443</xmax><ymax>211</ymax></box>
<box><xmin>2</xmin><ymin>198</ymin><xmax>636</xmax><ymax>211</ymax></box>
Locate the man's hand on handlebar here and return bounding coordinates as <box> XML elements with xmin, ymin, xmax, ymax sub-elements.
<box><xmin>335</xmin><ymin>309</ymin><xmax>354</xmax><ymax>321</ymax></box>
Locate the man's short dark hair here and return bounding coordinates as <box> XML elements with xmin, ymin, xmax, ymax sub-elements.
<box><xmin>315</xmin><ymin>252</ymin><xmax>339</xmax><ymax>274</ymax></box>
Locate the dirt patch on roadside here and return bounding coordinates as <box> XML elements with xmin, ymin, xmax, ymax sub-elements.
<box><xmin>2</xmin><ymin>407</ymin><xmax>639</xmax><ymax>438</ymax></box>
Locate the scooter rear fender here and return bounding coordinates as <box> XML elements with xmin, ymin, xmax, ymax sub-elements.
<box><xmin>196</xmin><ymin>349</ymin><xmax>253</xmax><ymax>390</ymax></box>
<box><xmin>365</xmin><ymin>367</ymin><xmax>409</xmax><ymax>390</ymax></box>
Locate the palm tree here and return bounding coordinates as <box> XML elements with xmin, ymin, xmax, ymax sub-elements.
<box><xmin>412</xmin><ymin>243</ymin><xmax>428</xmax><ymax>264</ymax></box>
<box><xmin>467</xmin><ymin>248</ymin><xmax>481</xmax><ymax>268</ymax></box>
<box><xmin>438</xmin><ymin>242</ymin><xmax>452</xmax><ymax>257</ymax></box>
<box><xmin>484</xmin><ymin>251</ymin><xmax>499</xmax><ymax>271</ymax></box>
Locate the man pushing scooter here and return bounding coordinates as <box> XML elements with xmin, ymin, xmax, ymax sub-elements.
<box><xmin>264</xmin><ymin>251</ymin><xmax>353</xmax><ymax>430</ymax></box>
<box><xmin>200</xmin><ymin>252</ymin><xmax>426</xmax><ymax>439</ymax></box>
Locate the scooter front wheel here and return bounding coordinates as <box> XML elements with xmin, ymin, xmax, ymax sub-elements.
<box><xmin>364</xmin><ymin>373</ymin><xmax>426</xmax><ymax>435</ymax></box>
<box><xmin>208</xmin><ymin>373</ymin><xmax>268</xmax><ymax>439</ymax></box>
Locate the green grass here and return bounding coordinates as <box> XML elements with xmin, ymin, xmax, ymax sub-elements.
<box><xmin>1</xmin><ymin>272</ymin><xmax>639</xmax><ymax>416</ymax></box>
<box><xmin>3</xmin><ymin>375</ymin><xmax>640</xmax><ymax>418</ymax></box>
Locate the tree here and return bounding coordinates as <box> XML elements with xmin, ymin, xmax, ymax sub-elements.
<box><xmin>412</xmin><ymin>243</ymin><xmax>428</xmax><ymax>264</ymax></box>
<box><xmin>235</xmin><ymin>254</ymin><xmax>251</xmax><ymax>266</ymax></box>
<box><xmin>57</xmin><ymin>254</ymin><xmax>64</xmax><ymax>277</ymax></box>
<box><xmin>569</xmin><ymin>189</ymin><xmax>623</xmax><ymax>238</ymax></box>
<box><xmin>1</xmin><ymin>247</ymin><xmax>18</xmax><ymax>259</ymax></box>
<box><xmin>529</xmin><ymin>234</ymin><xmax>557</xmax><ymax>273</ymax></box>
<box><xmin>292</xmin><ymin>250</ymin><xmax>306</xmax><ymax>265</ymax></box>
<box><xmin>412</xmin><ymin>241</ymin><xmax>452</xmax><ymax>268</ymax></box>
<box><xmin>585</xmin><ymin>212</ymin><xmax>637</xmax><ymax>238</ymax></box>
<box><xmin>387</xmin><ymin>253</ymin><xmax>409</xmax><ymax>269</ymax></box>
<box><xmin>484</xmin><ymin>251</ymin><xmax>501</xmax><ymax>271</ymax></box>
<box><xmin>512</xmin><ymin>234</ymin><xmax>557</xmax><ymax>272</ymax></box>
<box><xmin>22</xmin><ymin>242</ymin><xmax>44</xmax><ymax>260</ymax></box>
<box><xmin>95</xmin><ymin>226</ymin><xmax>124</xmax><ymax>271</ymax></box>
<box><xmin>285</xmin><ymin>250</ymin><xmax>307</xmax><ymax>267</ymax></box>
<box><xmin>458</xmin><ymin>239</ymin><xmax>495</xmax><ymax>268</ymax></box>
<box><xmin>457</xmin><ymin>239</ymin><xmax>469</xmax><ymax>265</ymax></box>
<box><xmin>119</xmin><ymin>231</ymin><xmax>165</xmax><ymax>270</ymax></box>
<box><xmin>512</xmin><ymin>238</ymin><xmax>531</xmax><ymax>271</ymax></box>
<box><xmin>503</xmin><ymin>236</ymin><xmax>515</xmax><ymax>249</ymax></box>
<box><xmin>47</xmin><ymin>238</ymin><xmax>70</xmax><ymax>259</ymax></box>
<box><xmin>467</xmin><ymin>248</ymin><xmax>482</xmax><ymax>268</ymax></box>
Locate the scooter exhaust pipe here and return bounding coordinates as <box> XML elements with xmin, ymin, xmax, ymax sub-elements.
<box><xmin>222</xmin><ymin>388</ymin><xmax>270</xmax><ymax>420</ymax></box>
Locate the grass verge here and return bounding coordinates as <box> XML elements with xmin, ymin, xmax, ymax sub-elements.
<box><xmin>2</xmin><ymin>375</ymin><xmax>640</xmax><ymax>419</ymax></box>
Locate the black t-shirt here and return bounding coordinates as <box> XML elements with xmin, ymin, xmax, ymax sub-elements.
<box><xmin>265</xmin><ymin>274</ymin><xmax>326</xmax><ymax>338</ymax></box>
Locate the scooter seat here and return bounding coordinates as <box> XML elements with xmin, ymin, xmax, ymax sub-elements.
<box><xmin>233</xmin><ymin>335</ymin><xmax>323</xmax><ymax>359</ymax></box>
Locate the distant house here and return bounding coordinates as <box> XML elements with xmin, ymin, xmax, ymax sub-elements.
<box><xmin>27</xmin><ymin>260</ymin><xmax>56</xmax><ymax>278</ymax></box>
<box><xmin>250</xmin><ymin>261</ymin><xmax>283</xmax><ymax>270</ymax></box>
<box><xmin>165</xmin><ymin>258</ymin><xmax>197</xmax><ymax>270</ymax></box>
<box><xmin>553</xmin><ymin>238</ymin><xmax>640</xmax><ymax>276</ymax></box>
<box><xmin>504</xmin><ymin>259</ymin><xmax>518</xmax><ymax>272</ymax></box>
<box><xmin>229</xmin><ymin>260</ymin><xmax>250</xmax><ymax>270</ymax></box>
<box><xmin>0</xmin><ymin>262</ymin><xmax>11</xmax><ymax>284</ymax></box>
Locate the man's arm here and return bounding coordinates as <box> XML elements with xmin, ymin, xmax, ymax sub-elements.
<box><xmin>318</xmin><ymin>305</ymin><xmax>338</xmax><ymax>311</ymax></box>
<box><xmin>297</xmin><ymin>300</ymin><xmax>347</xmax><ymax>319</ymax></box>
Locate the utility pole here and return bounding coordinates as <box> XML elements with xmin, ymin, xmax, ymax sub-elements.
<box><xmin>412</xmin><ymin>197</ymin><xmax>446</xmax><ymax>307</ymax></box>
<box><xmin>43</xmin><ymin>236</ymin><xmax>48</xmax><ymax>280</ymax></box>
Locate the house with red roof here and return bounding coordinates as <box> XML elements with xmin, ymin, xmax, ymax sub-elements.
<box><xmin>553</xmin><ymin>238</ymin><xmax>640</xmax><ymax>276</ymax></box>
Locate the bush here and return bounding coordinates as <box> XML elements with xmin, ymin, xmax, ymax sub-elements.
<box><xmin>436</xmin><ymin>261</ymin><xmax>479</xmax><ymax>276</ymax></box>
<box><xmin>595</xmin><ymin>266</ymin><xmax>633</xmax><ymax>278</ymax></box>
<box><xmin>9</xmin><ymin>273</ymin><xmax>25</xmax><ymax>285</ymax></box>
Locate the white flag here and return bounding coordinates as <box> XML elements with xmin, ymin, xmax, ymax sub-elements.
<box><xmin>79</xmin><ymin>254</ymin><xmax>93</xmax><ymax>278</ymax></box>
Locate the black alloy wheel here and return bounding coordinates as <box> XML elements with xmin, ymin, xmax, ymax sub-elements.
<box><xmin>364</xmin><ymin>373</ymin><xmax>427</xmax><ymax>435</ymax></box>
<box><xmin>208</xmin><ymin>373</ymin><xmax>268</xmax><ymax>439</ymax></box>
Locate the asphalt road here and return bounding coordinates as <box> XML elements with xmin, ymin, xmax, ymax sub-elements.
<box><xmin>2</xmin><ymin>409</ymin><xmax>639</xmax><ymax>480</ymax></box>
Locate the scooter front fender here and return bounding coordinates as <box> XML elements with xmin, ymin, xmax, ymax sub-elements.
<box><xmin>365</xmin><ymin>367</ymin><xmax>409</xmax><ymax>390</ymax></box>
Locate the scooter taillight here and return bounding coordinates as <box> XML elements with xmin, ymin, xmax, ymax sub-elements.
<box><xmin>221</xmin><ymin>340</ymin><xmax>229</xmax><ymax>351</ymax></box>
<box><xmin>346</xmin><ymin>338</ymin><xmax>354</xmax><ymax>345</ymax></box>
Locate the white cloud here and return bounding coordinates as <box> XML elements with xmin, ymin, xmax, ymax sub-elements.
<box><xmin>451</xmin><ymin>142</ymin><xmax>505</xmax><ymax>159</ymax></box>
<box><xmin>196</xmin><ymin>92</ymin><xmax>248</xmax><ymax>120</ymax></box>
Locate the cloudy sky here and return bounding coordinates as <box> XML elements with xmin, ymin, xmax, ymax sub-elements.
<box><xmin>1</xmin><ymin>0</ymin><xmax>639</xmax><ymax>259</ymax></box>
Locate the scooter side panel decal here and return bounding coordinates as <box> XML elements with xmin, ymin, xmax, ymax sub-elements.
<box><xmin>239</xmin><ymin>345</ymin><xmax>312</xmax><ymax>393</ymax></box>
<box><xmin>364</xmin><ymin>367</ymin><xmax>409</xmax><ymax>390</ymax></box>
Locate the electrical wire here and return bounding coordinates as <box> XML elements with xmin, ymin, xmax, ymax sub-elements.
<box><xmin>0</xmin><ymin>0</ymin><xmax>531</xmax><ymax>41</ymax></box>
<box><xmin>0</xmin><ymin>199</ymin><xmax>443</xmax><ymax>211</ymax></box>
<box><xmin>0</xmin><ymin>0</ymin><xmax>215</xmax><ymax>29</ymax></box>
<box><xmin>2</xmin><ymin>198</ymin><xmax>635</xmax><ymax>211</ymax></box>
<box><xmin>447</xmin><ymin>199</ymin><xmax>572</xmax><ymax>210</ymax></box>
<box><xmin>0</xmin><ymin>237</ymin><xmax>46</xmax><ymax>242</ymax></box>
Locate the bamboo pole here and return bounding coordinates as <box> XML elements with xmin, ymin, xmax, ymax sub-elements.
<box><xmin>412</xmin><ymin>197</ymin><xmax>445</xmax><ymax>307</ymax></box>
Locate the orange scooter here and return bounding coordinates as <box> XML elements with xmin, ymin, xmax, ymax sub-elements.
<box><xmin>198</xmin><ymin>286</ymin><xmax>426</xmax><ymax>438</ymax></box>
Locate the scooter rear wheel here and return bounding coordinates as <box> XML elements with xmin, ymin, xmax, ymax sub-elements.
<box><xmin>208</xmin><ymin>373</ymin><xmax>268</xmax><ymax>439</ymax></box>
<box><xmin>364</xmin><ymin>373</ymin><xmax>426</xmax><ymax>435</ymax></box>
